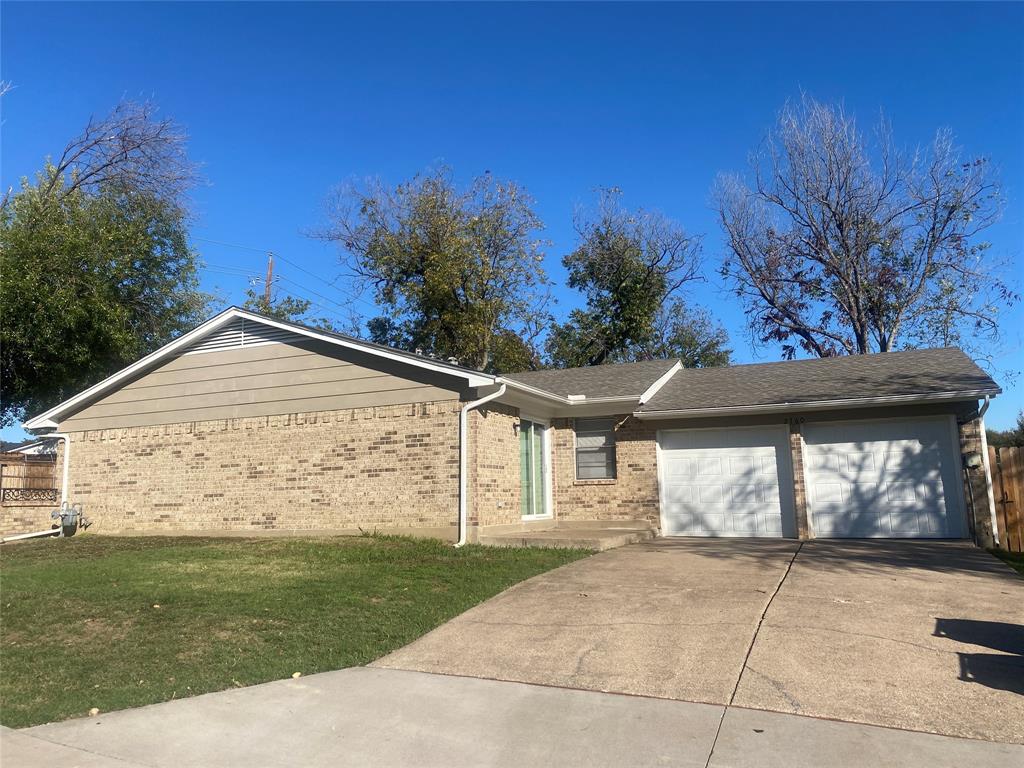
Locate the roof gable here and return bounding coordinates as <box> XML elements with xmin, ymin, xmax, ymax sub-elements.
<box><xmin>23</xmin><ymin>307</ymin><xmax>495</xmax><ymax>429</ymax></box>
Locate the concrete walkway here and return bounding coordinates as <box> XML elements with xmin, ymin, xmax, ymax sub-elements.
<box><xmin>7</xmin><ymin>668</ymin><xmax>1021</xmax><ymax>767</ymax></box>
<box><xmin>376</xmin><ymin>539</ymin><xmax>1024</xmax><ymax>743</ymax></box>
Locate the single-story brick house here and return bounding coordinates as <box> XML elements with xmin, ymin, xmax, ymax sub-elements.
<box><xmin>7</xmin><ymin>306</ymin><xmax>1002</xmax><ymax>546</ymax></box>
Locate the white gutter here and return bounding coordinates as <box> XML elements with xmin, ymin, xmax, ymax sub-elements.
<box><xmin>456</xmin><ymin>384</ymin><xmax>507</xmax><ymax>548</ymax></box>
<box><xmin>498</xmin><ymin>378</ymin><xmax>643</xmax><ymax>407</ymax></box>
<box><xmin>976</xmin><ymin>396</ymin><xmax>999</xmax><ymax>546</ymax></box>
<box><xmin>634</xmin><ymin>389</ymin><xmax>1000</xmax><ymax>420</ymax></box>
<box><xmin>497</xmin><ymin>378</ymin><xmax>574</xmax><ymax>405</ymax></box>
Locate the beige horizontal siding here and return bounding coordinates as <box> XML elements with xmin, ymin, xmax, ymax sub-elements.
<box><xmin>60</xmin><ymin>340</ymin><xmax>463</xmax><ymax>431</ymax></box>
<box><xmin>94</xmin><ymin>362</ymin><xmax>418</xmax><ymax>408</ymax></box>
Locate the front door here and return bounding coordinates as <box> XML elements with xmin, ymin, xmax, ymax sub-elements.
<box><xmin>519</xmin><ymin>419</ymin><xmax>550</xmax><ymax>518</ymax></box>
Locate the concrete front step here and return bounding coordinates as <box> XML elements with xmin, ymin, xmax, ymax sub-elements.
<box><xmin>478</xmin><ymin>526</ymin><xmax>656</xmax><ymax>552</ymax></box>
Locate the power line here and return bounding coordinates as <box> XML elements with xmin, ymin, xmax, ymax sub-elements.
<box><xmin>277</xmin><ymin>274</ymin><xmax>376</xmax><ymax>315</ymax></box>
<box><xmin>195</xmin><ymin>261</ymin><xmax>367</xmax><ymax>327</ymax></box>
<box><xmin>202</xmin><ymin>262</ymin><xmax>258</xmax><ymax>277</ymax></box>
<box><xmin>194</xmin><ymin>237</ymin><xmax>377</xmax><ymax>310</ymax></box>
<box><xmin>193</xmin><ymin>236</ymin><xmax>269</xmax><ymax>254</ymax></box>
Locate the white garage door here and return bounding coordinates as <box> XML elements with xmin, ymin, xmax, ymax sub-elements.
<box><xmin>658</xmin><ymin>427</ymin><xmax>795</xmax><ymax>537</ymax></box>
<box><xmin>803</xmin><ymin>417</ymin><xmax>964</xmax><ymax>538</ymax></box>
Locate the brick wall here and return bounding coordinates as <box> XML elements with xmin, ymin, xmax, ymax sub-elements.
<box><xmin>788</xmin><ymin>426</ymin><xmax>810</xmax><ymax>539</ymax></box>
<box><xmin>0</xmin><ymin>502</ymin><xmax>59</xmax><ymax>537</ymax></box>
<box><xmin>468</xmin><ymin>403</ymin><xmax>521</xmax><ymax>531</ymax></box>
<box><xmin>14</xmin><ymin>400</ymin><xmax>994</xmax><ymax>545</ymax></box>
<box><xmin>551</xmin><ymin>415</ymin><xmax>660</xmax><ymax>526</ymax></box>
<box><xmin>959</xmin><ymin>415</ymin><xmax>995</xmax><ymax>547</ymax></box>
<box><xmin>58</xmin><ymin>401</ymin><xmax>462</xmax><ymax>536</ymax></box>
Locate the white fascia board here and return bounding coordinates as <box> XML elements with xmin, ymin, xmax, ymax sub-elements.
<box><xmin>638</xmin><ymin>360</ymin><xmax>682</xmax><ymax>405</ymax></box>
<box><xmin>25</xmin><ymin>419</ymin><xmax>59</xmax><ymax>432</ymax></box>
<box><xmin>23</xmin><ymin>307</ymin><xmax>496</xmax><ymax>429</ymax></box>
<box><xmin>633</xmin><ymin>390</ymin><xmax>997</xmax><ymax>420</ymax></box>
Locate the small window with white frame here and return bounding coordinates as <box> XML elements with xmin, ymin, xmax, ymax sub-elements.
<box><xmin>575</xmin><ymin>418</ymin><xmax>617</xmax><ymax>480</ymax></box>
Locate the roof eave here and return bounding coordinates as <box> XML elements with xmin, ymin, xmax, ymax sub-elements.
<box><xmin>497</xmin><ymin>379</ymin><xmax>642</xmax><ymax>408</ymax></box>
<box><xmin>633</xmin><ymin>389</ymin><xmax>999</xmax><ymax>420</ymax></box>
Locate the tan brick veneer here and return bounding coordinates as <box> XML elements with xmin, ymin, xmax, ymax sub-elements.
<box><xmin>959</xmin><ymin>415</ymin><xmax>995</xmax><ymax>547</ymax></box>
<box><xmin>788</xmin><ymin>425</ymin><xmax>810</xmax><ymax>539</ymax></box>
<box><xmin>3</xmin><ymin>402</ymin><xmax>996</xmax><ymax>547</ymax></box>
<box><xmin>0</xmin><ymin>503</ymin><xmax>58</xmax><ymax>537</ymax></box>
<box><xmin>468</xmin><ymin>403</ymin><xmax>522</xmax><ymax>532</ymax></box>
<box><xmin>55</xmin><ymin>401</ymin><xmax>462</xmax><ymax>536</ymax></box>
<box><xmin>551</xmin><ymin>416</ymin><xmax>660</xmax><ymax>527</ymax></box>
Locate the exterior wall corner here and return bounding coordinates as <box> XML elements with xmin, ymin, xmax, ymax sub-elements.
<box><xmin>959</xmin><ymin>414</ymin><xmax>996</xmax><ymax>548</ymax></box>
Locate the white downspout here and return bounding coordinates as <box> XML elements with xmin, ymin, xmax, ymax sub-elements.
<box><xmin>456</xmin><ymin>384</ymin><xmax>507</xmax><ymax>548</ymax></box>
<box><xmin>976</xmin><ymin>397</ymin><xmax>999</xmax><ymax>546</ymax></box>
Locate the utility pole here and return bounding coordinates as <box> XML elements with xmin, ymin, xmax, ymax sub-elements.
<box><xmin>264</xmin><ymin>252</ymin><xmax>274</xmax><ymax>305</ymax></box>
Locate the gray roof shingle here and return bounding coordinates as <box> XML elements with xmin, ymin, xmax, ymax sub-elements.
<box><xmin>640</xmin><ymin>348</ymin><xmax>999</xmax><ymax>413</ymax></box>
<box><xmin>503</xmin><ymin>359</ymin><xmax>679</xmax><ymax>399</ymax></box>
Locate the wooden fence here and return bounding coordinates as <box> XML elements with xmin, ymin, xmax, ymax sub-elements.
<box><xmin>0</xmin><ymin>452</ymin><xmax>58</xmax><ymax>504</ymax></box>
<box><xmin>989</xmin><ymin>445</ymin><xmax>1024</xmax><ymax>553</ymax></box>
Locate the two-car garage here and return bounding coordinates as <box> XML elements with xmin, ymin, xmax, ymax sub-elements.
<box><xmin>657</xmin><ymin>416</ymin><xmax>966</xmax><ymax>540</ymax></box>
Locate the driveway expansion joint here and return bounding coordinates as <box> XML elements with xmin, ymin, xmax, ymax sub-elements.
<box><xmin>704</xmin><ymin>541</ymin><xmax>804</xmax><ymax>768</ymax></box>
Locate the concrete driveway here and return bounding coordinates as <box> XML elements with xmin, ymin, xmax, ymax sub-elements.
<box><xmin>376</xmin><ymin>539</ymin><xmax>1024</xmax><ymax>744</ymax></box>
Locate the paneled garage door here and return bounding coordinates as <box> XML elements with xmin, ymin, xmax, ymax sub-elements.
<box><xmin>803</xmin><ymin>417</ymin><xmax>964</xmax><ymax>538</ymax></box>
<box><xmin>658</xmin><ymin>427</ymin><xmax>795</xmax><ymax>537</ymax></box>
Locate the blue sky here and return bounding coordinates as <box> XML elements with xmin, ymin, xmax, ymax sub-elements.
<box><xmin>2</xmin><ymin>2</ymin><xmax>1022</xmax><ymax>434</ymax></box>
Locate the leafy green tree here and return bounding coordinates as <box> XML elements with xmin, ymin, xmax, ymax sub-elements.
<box><xmin>1</xmin><ymin>101</ymin><xmax>207</xmax><ymax>426</ymax></box>
<box><xmin>637</xmin><ymin>301</ymin><xmax>732</xmax><ymax>367</ymax></box>
<box><xmin>546</xmin><ymin>188</ymin><xmax>720</xmax><ymax>368</ymax></box>
<box><xmin>1</xmin><ymin>171</ymin><xmax>206</xmax><ymax>425</ymax></box>
<box><xmin>317</xmin><ymin>167</ymin><xmax>549</xmax><ymax>372</ymax></box>
<box><xmin>987</xmin><ymin>410</ymin><xmax>1024</xmax><ymax>448</ymax></box>
<box><xmin>241</xmin><ymin>287</ymin><xmax>337</xmax><ymax>331</ymax></box>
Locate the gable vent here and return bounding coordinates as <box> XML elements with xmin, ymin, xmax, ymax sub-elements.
<box><xmin>183</xmin><ymin>317</ymin><xmax>302</xmax><ymax>355</ymax></box>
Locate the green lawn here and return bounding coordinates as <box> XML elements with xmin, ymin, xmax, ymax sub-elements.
<box><xmin>0</xmin><ymin>535</ymin><xmax>588</xmax><ymax>728</ymax></box>
<box><xmin>990</xmin><ymin>548</ymin><xmax>1024</xmax><ymax>576</ymax></box>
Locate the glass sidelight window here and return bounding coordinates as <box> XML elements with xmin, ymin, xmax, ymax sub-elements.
<box><xmin>519</xmin><ymin>419</ymin><xmax>549</xmax><ymax>518</ymax></box>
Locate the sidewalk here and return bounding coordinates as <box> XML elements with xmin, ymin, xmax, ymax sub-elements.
<box><xmin>5</xmin><ymin>668</ymin><xmax>1021</xmax><ymax>768</ymax></box>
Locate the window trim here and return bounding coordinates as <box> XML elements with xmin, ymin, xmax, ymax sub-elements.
<box><xmin>573</xmin><ymin>417</ymin><xmax>618</xmax><ymax>481</ymax></box>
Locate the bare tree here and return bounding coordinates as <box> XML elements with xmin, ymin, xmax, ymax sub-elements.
<box><xmin>41</xmin><ymin>100</ymin><xmax>198</xmax><ymax>204</ymax></box>
<box><xmin>716</xmin><ymin>96</ymin><xmax>1013</xmax><ymax>359</ymax></box>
